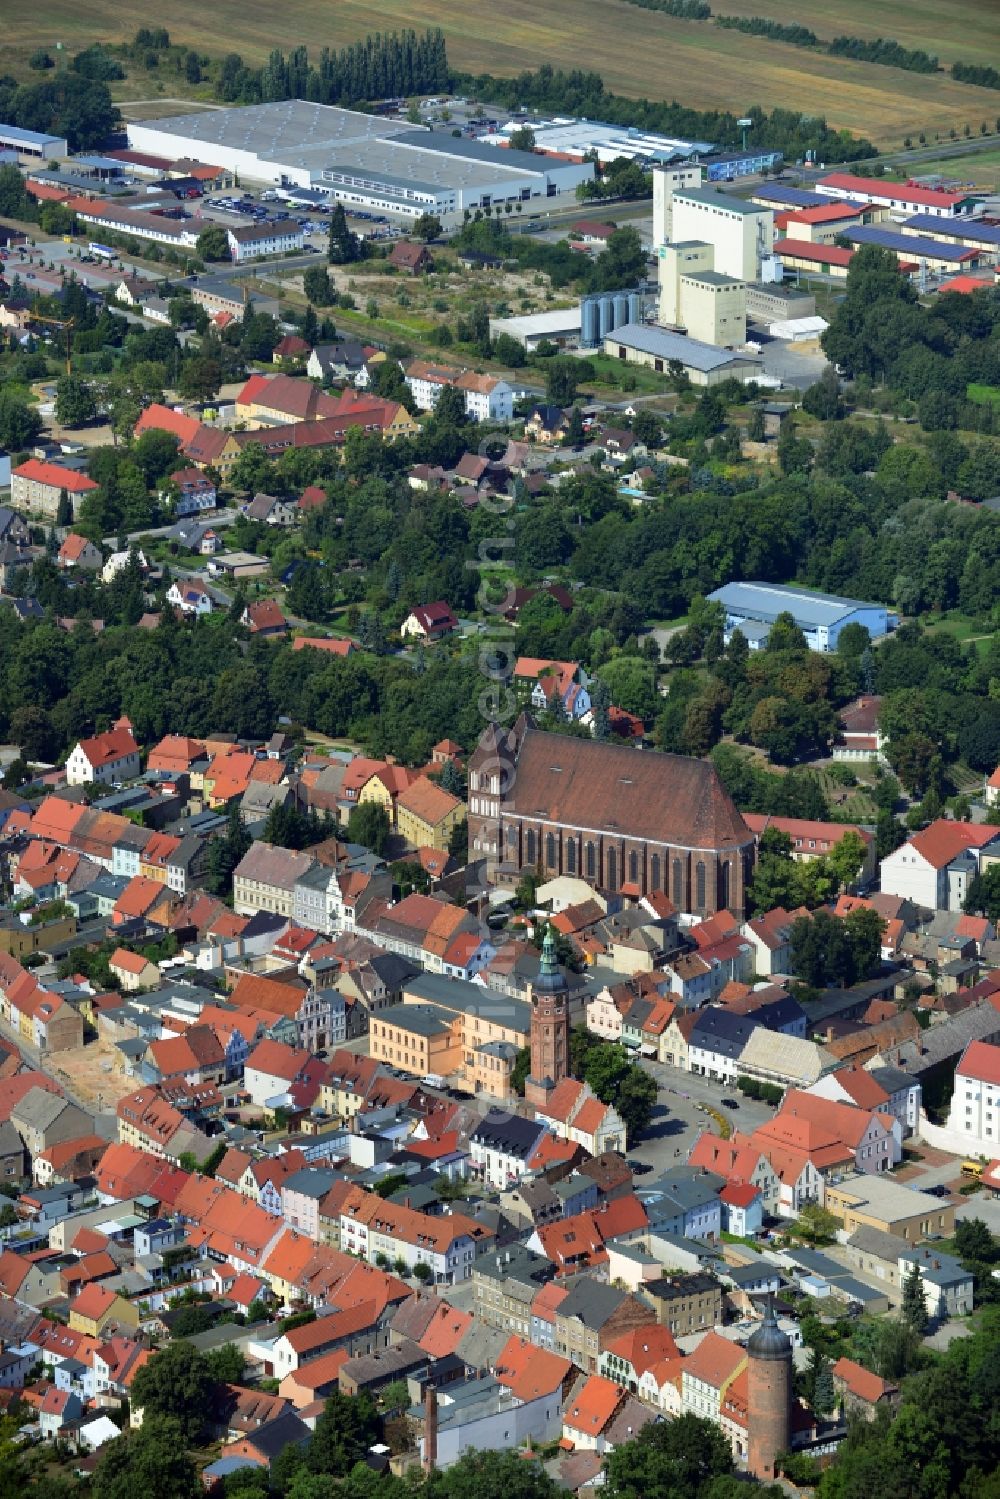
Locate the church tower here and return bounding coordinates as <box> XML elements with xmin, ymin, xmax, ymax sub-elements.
<box><xmin>524</xmin><ymin>925</ymin><xmax>570</xmax><ymax>1109</ymax></box>
<box><xmin>746</xmin><ymin>1295</ymin><xmax>793</xmax><ymax>1480</ymax></box>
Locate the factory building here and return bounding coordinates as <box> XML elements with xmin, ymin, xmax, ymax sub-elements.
<box><xmin>488</xmin><ymin>308</ymin><xmax>582</xmax><ymax>352</ymax></box>
<box><xmin>488</xmin><ymin>117</ymin><xmax>713</xmax><ymax>167</ymax></box>
<box><xmin>708</xmin><ymin>582</ymin><xmax>891</xmax><ymax>653</ymax></box>
<box><xmin>815</xmin><ymin>172</ymin><xmax>976</xmax><ymax>219</ymax></box>
<box><xmin>0</xmin><ymin>122</ymin><xmax>68</xmax><ymax>163</ymax></box>
<box><xmin>128</xmin><ymin>102</ymin><xmax>592</xmax><ymax>218</ymax></box>
<box><xmin>602</xmin><ymin>323</ymin><xmax>761</xmax><ymax>387</ymax></box>
<box><xmin>666</xmin><ymin>188</ymin><xmax>776</xmax><ymax>282</ymax></box>
<box><xmin>657</xmin><ymin>242</ymin><xmax>746</xmax><ymax>346</ymax></box>
<box><xmin>843</xmin><ymin>225</ymin><xmax>980</xmax><ymax>273</ymax></box>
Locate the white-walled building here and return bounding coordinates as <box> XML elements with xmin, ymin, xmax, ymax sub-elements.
<box><xmin>667</xmin><ymin>187</ymin><xmax>774</xmax><ymax>282</ymax></box>
<box><xmin>128</xmin><ymin>101</ymin><xmax>591</xmax><ymax>215</ymax></box>
<box><xmin>879</xmin><ymin>821</ymin><xmax>1000</xmax><ymax>913</ymax></box>
<box><xmin>227</xmin><ymin>220</ymin><xmax>304</xmax><ymax>263</ymax></box>
<box><xmin>65</xmin><ymin>727</ymin><xmax>140</xmax><ymax>787</ymax></box>
<box><xmin>940</xmin><ymin>1040</ymin><xmax>1000</xmax><ymax>1157</ymax></box>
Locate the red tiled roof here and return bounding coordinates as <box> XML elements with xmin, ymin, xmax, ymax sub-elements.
<box><xmin>957</xmin><ymin>1039</ymin><xmax>1000</xmax><ymax>1087</ymax></box>
<box><xmin>907</xmin><ymin>819</ymin><xmax>999</xmax><ymax>870</ymax></box>
<box><xmin>495</xmin><ymin>1335</ymin><xmax>572</xmax><ymax>1401</ymax></box>
<box><xmin>564</xmin><ymin>1375</ymin><xmax>623</xmax><ymax>1434</ymax></box>
<box><xmin>832</xmin><ymin>1356</ymin><xmax>895</xmax><ymax>1403</ymax></box>
<box><xmin>13</xmin><ymin>460</ymin><xmax>98</xmax><ymax>494</ymax></box>
<box><xmin>818</xmin><ymin>172</ymin><xmax>971</xmax><ymax>208</ymax></box>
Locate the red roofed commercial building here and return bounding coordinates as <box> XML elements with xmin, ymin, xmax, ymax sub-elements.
<box><xmin>880</xmin><ymin>819</ymin><xmax>1000</xmax><ymax>912</ymax></box>
<box><xmin>815</xmin><ymin>172</ymin><xmax>976</xmax><ymax>218</ymax></box>
<box><xmin>66</xmin><ymin>726</ymin><xmax>140</xmax><ymax>787</ymax></box>
<box><xmin>11</xmin><ymin>460</ymin><xmax>99</xmax><ymax>521</ymax></box>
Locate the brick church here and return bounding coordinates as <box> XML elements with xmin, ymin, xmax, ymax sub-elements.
<box><xmin>468</xmin><ymin>716</ymin><xmax>754</xmax><ymax>917</ymax></box>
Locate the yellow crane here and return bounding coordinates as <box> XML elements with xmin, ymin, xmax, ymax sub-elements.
<box><xmin>27</xmin><ymin>313</ymin><xmax>75</xmax><ymax>374</ymax></box>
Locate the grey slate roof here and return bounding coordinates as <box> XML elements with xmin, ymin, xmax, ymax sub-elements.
<box><xmin>605</xmin><ymin>322</ymin><xmax>759</xmax><ymax>373</ymax></box>
<box><xmin>556</xmin><ymin>1277</ymin><xmax>628</xmax><ymax>1330</ymax></box>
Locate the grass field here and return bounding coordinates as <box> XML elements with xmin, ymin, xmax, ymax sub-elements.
<box><xmin>882</xmin><ymin>148</ymin><xmax>1000</xmax><ymax>191</ymax></box>
<box><xmin>714</xmin><ymin>0</ymin><xmax>1000</xmax><ymax>68</ymax></box>
<box><xmin>8</xmin><ymin>0</ymin><xmax>1000</xmax><ymax>147</ymax></box>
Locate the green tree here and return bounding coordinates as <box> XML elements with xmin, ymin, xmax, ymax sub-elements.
<box><xmin>964</xmin><ymin>865</ymin><xmax>1000</xmax><ymax>922</ymax></box>
<box><xmin>204</xmin><ymin>801</ymin><xmax>251</xmax><ymax>897</ymax></box>
<box><xmin>510</xmin><ymin>1045</ymin><xmax>531</xmax><ymax>1096</ymax></box>
<box><xmin>507</xmin><ymin>126</ymin><xmax>537</xmax><ymax>152</ymax></box>
<box><xmin>196</xmin><ymin>223</ymin><xmax>230</xmax><ymax>261</ymax></box>
<box><xmin>307</xmin><ymin>1389</ymin><xmax>380</xmax><ymax>1476</ymax></box>
<box><xmin>328</xmin><ymin>203</ymin><xmax>360</xmax><ymax>264</ymax></box>
<box><xmin>55</xmin><ymin>374</ymin><xmax>98</xmax><ymax>428</ymax></box>
<box><xmin>412</xmin><ymin>213</ymin><xmax>442</xmax><ymax>242</ymax></box>
<box><xmin>954</xmin><ymin>1218</ymin><xmax>998</xmax><ymax>1263</ymax></box>
<box><xmin>0</xmin><ymin>390</ymin><xmax>43</xmax><ymax>451</ymax></box>
<box><xmin>178</xmin><ymin>357</ymin><xmax>222</xmax><ymax>403</ymax></box>
<box><xmin>902</xmin><ymin>1264</ymin><xmax>929</xmax><ymax>1335</ymax></box>
<box><xmin>91</xmin><ymin>1418</ymin><xmax>199</xmax><ymax>1499</ymax></box>
<box><xmin>303</xmin><ymin>265</ymin><xmax>335</xmax><ymax>305</ymax></box>
<box><xmin>793</xmin><ymin>1202</ymin><xmax>840</xmax><ymax>1245</ymax></box>
<box><xmin>604</xmin><ymin>1412</ymin><xmax>733</xmax><ymax>1499</ymax></box>
<box><xmin>346</xmin><ymin>801</ymin><xmax>390</xmax><ymax>857</ymax></box>
<box><xmin>615</xmin><ymin>1065</ymin><xmax>657</xmax><ymax>1145</ymax></box>
<box><xmin>129</xmin><ymin>1341</ymin><xmax>214</xmax><ymax>1443</ymax></box>
<box><xmin>802</xmin><ymin>366</ymin><xmax>845</xmax><ymax>421</ymax></box>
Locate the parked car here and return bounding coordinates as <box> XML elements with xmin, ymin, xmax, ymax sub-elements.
<box><xmin>720</xmin><ymin>1098</ymin><xmax>740</xmax><ymax>1109</ymax></box>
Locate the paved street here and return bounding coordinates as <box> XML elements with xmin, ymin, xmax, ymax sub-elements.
<box><xmin>625</xmin><ymin>1059</ymin><xmax>777</xmax><ymax>1174</ymax></box>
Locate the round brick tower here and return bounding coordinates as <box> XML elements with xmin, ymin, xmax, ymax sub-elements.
<box><xmin>746</xmin><ymin>1296</ymin><xmax>792</xmax><ymax>1480</ymax></box>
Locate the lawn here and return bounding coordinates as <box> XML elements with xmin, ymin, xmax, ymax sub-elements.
<box><xmin>968</xmin><ymin>384</ymin><xmax>1000</xmax><ymax>407</ymax></box>
<box><xmin>7</xmin><ymin>0</ymin><xmax>1000</xmax><ymax>146</ymax></box>
<box><xmin>904</xmin><ymin>147</ymin><xmax>1000</xmax><ymax>192</ymax></box>
<box><xmin>922</xmin><ymin>610</ymin><xmax>993</xmax><ymax>644</ymax></box>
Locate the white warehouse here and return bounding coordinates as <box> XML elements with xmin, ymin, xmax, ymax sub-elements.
<box><xmin>708</xmin><ymin>581</ymin><xmax>891</xmax><ymax>652</ymax></box>
<box><xmin>128</xmin><ymin>101</ymin><xmax>593</xmax><ymax>218</ymax></box>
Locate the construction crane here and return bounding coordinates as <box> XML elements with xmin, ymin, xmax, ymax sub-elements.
<box><xmin>27</xmin><ymin>313</ymin><xmax>75</xmax><ymax>374</ymax></box>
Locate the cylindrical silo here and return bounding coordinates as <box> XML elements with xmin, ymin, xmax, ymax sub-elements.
<box><xmin>628</xmin><ymin>291</ymin><xmax>643</xmax><ymax>324</ymax></box>
<box><xmin>613</xmin><ymin>293</ymin><xmax>629</xmax><ymax>328</ymax></box>
<box><xmin>581</xmin><ymin>297</ymin><xmax>599</xmax><ymax>349</ymax></box>
<box><xmin>598</xmin><ymin>295</ymin><xmax>615</xmax><ymax>339</ymax></box>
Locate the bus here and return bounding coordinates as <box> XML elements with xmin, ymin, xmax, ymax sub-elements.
<box><xmin>88</xmin><ymin>242</ymin><xmax>118</xmax><ymax>261</ymax></box>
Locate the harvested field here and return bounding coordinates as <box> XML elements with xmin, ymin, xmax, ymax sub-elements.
<box><xmin>7</xmin><ymin>0</ymin><xmax>1000</xmax><ymax>146</ymax></box>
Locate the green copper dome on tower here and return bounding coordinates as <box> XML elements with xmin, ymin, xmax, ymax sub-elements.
<box><xmin>534</xmin><ymin>923</ymin><xmax>566</xmax><ymax>994</ymax></box>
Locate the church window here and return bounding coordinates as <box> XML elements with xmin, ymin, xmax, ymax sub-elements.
<box><xmin>607</xmin><ymin>848</ymin><xmax>617</xmax><ymax>889</ymax></box>
<box><xmin>672</xmin><ymin>858</ymin><xmax>683</xmax><ymax>905</ymax></box>
<box><xmin>586</xmin><ymin>842</ymin><xmax>596</xmax><ymax>879</ymax></box>
<box><xmin>546</xmin><ymin>832</ymin><xmax>556</xmax><ymax>868</ymax></box>
<box><xmin>628</xmin><ymin>849</ymin><xmax>638</xmax><ymax>885</ymax></box>
<box><xmin>651</xmin><ymin>853</ymin><xmax>660</xmax><ymax>889</ymax></box>
<box><xmin>567</xmin><ymin>841</ymin><xmax>576</xmax><ymax>875</ymax></box>
<box><xmin>525</xmin><ymin>829</ymin><xmax>536</xmax><ymax>865</ymax></box>
<box><xmin>696</xmin><ymin>861</ymin><xmax>706</xmax><ymax>909</ymax></box>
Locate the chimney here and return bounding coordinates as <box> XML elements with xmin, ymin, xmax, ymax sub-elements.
<box><xmin>423</xmin><ymin>1385</ymin><xmax>438</xmax><ymax>1473</ymax></box>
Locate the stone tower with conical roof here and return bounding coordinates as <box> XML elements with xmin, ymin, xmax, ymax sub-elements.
<box><xmin>747</xmin><ymin>1295</ymin><xmax>792</xmax><ymax>1480</ymax></box>
<box><xmin>524</xmin><ymin>925</ymin><xmax>570</xmax><ymax>1109</ymax></box>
